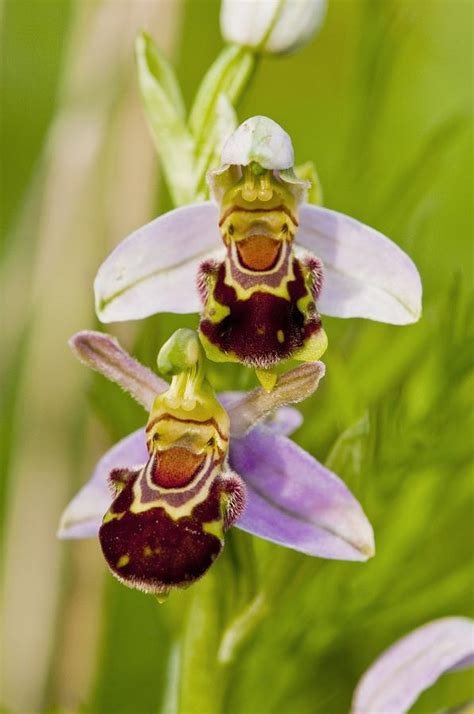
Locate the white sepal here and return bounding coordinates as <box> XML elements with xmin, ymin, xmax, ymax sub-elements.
<box><xmin>94</xmin><ymin>202</ymin><xmax>222</xmax><ymax>323</ymax></box>
<box><xmin>297</xmin><ymin>205</ymin><xmax>422</xmax><ymax>325</ymax></box>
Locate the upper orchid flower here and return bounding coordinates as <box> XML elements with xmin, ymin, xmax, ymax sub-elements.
<box><xmin>59</xmin><ymin>330</ymin><xmax>375</xmax><ymax>597</ymax></box>
<box><xmin>94</xmin><ymin>116</ymin><xmax>422</xmax><ymax>391</ymax></box>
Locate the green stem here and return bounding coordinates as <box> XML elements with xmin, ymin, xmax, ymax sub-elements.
<box><xmin>169</xmin><ymin>575</ymin><xmax>226</xmax><ymax>714</ymax></box>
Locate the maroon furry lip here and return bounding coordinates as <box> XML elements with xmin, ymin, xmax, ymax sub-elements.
<box><xmin>236</xmin><ymin>234</ymin><xmax>281</xmax><ymax>271</ymax></box>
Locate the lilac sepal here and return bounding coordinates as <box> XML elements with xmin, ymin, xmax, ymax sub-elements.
<box><xmin>229</xmin><ymin>427</ymin><xmax>375</xmax><ymax>561</ymax></box>
<box><xmin>352</xmin><ymin>617</ymin><xmax>474</xmax><ymax>714</ymax></box>
<box><xmin>448</xmin><ymin>653</ymin><xmax>474</xmax><ymax>672</ymax></box>
<box><xmin>57</xmin><ymin>429</ymin><xmax>147</xmax><ymax>539</ymax></box>
<box><xmin>298</xmin><ymin>205</ymin><xmax>422</xmax><ymax>325</ymax></box>
<box><xmin>254</xmin><ymin>406</ymin><xmax>303</xmax><ymax>436</ymax></box>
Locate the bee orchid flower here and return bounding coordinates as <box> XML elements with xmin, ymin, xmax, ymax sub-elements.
<box><xmin>58</xmin><ymin>330</ymin><xmax>375</xmax><ymax>597</ymax></box>
<box><xmin>94</xmin><ymin>116</ymin><xmax>422</xmax><ymax>391</ymax></box>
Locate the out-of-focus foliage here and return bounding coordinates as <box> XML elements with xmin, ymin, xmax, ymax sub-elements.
<box><xmin>1</xmin><ymin>1</ymin><xmax>472</xmax><ymax>713</ymax></box>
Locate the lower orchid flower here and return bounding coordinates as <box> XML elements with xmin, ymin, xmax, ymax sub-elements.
<box><xmin>94</xmin><ymin>115</ymin><xmax>422</xmax><ymax>391</ymax></box>
<box><xmin>352</xmin><ymin>617</ymin><xmax>474</xmax><ymax>714</ymax></box>
<box><xmin>58</xmin><ymin>330</ymin><xmax>375</xmax><ymax>597</ymax></box>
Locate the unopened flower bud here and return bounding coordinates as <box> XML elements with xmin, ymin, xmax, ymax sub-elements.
<box><xmin>220</xmin><ymin>0</ymin><xmax>327</xmax><ymax>55</ymax></box>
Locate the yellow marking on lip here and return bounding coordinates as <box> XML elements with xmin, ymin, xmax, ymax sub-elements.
<box><xmin>202</xmin><ymin>519</ymin><xmax>224</xmax><ymax>541</ymax></box>
<box><xmin>255</xmin><ymin>369</ymin><xmax>278</xmax><ymax>392</ymax></box>
<box><xmin>277</xmin><ymin>330</ymin><xmax>285</xmax><ymax>343</ymax></box>
<box><xmin>131</xmin><ymin>461</ymin><xmax>220</xmax><ymax>521</ymax></box>
<box><xmin>143</xmin><ymin>545</ymin><xmax>161</xmax><ymax>557</ymax></box>
<box><xmin>204</xmin><ymin>291</ymin><xmax>231</xmax><ymax>324</ymax></box>
<box><xmin>116</xmin><ymin>554</ymin><xmax>130</xmax><ymax>568</ymax></box>
<box><xmin>291</xmin><ymin>329</ymin><xmax>328</xmax><ymax>362</ymax></box>
<box><xmin>224</xmin><ymin>251</ymin><xmax>296</xmax><ymax>301</ymax></box>
<box><xmin>102</xmin><ymin>510</ymin><xmax>125</xmax><ymax>525</ymax></box>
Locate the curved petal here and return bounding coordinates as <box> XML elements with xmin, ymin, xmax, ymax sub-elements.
<box><xmin>224</xmin><ymin>362</ymin><xmax>325</xmax><ymax>437</ymax></box>
<box><xmin>70</xmin><ymin>331</ymin><xmax>167</xmax><ymax>411</ymax></box>
<box><xmin>220</xmin><ymin>391</ymin><xmax>302</xmax><ymax>436</ymax></box>
<box><xmin>230</xmin><ymin>427</ymin><xmax>375</xmax><ymax>561</ymax></box>
<box><xmin>297</xmin><ymin>204</ymin><xmax>422</xmax><ymax>324</ymax></box>
<box><xmin>352</xmin><ymin>617</ymin><xmax>474</xmax><ymax>714</ymax></box>
<box><xmin>94</xmin><ymin>202</ymin><xmax>223</xmax><ymax>323</ymax></box>
<box><xmin>57</xmin><ymin>429</ymin><xmax>147</xmax><ymax>539</ymax></box>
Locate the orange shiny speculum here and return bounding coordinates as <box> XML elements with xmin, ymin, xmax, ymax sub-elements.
<box><xmin>152</xmin><ymin>447</ymin><xmax>205</xmax><ymax>488</ymax></box>
<box><xmin>236</xmin><ymin>235</ymin><xmax>281</xmax><ymax>271</ymax></box>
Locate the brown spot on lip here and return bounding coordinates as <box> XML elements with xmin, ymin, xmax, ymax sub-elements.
<box><xmin>152</xmin><ymin>448</ymin><xmax>205</xmax><ymax>489</ymax></box>
<box><xmin>237</xmin><ymin>235</ymin><xmax>281</xmax><ymax>271</ymax></box>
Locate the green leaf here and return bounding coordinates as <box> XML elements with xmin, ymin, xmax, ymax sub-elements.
<box><xmin>217</xmin><ymin>593</ymin><xmax>267</xmax><ymax>665</ymax></box>
<box><xmin>135</xmin><ymin>32</ymin><xmax>195</xmax><ymax>206</ymax></box>
<box><xmin>189</xmin><ymin>44</ymin><xmax>256</xmax><ymax>197</ymax></box>
<box><xmin>138</xmin><ymin>32</ymin><xmax>186</xmax><ymax>120</ymax></box>
<box><xmin>189</xmin><ymin>44</ymin><xmax>255</xmax><ymax>142</ymax></box>
<box><xmin>193</xmin><ymin>92</ymin><xmax>238</xmax><ymax>199</ymax></box>
<box><xmin>325</xmin><ymin>413</ymin><xmax>370</xmax><ymax>491</ymax></box>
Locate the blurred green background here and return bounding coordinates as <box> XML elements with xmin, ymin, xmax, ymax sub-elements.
<box><xmin>1</xmin><ymin>1</ymin><xmax>473</xmax><ymax>713</ymax></box>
